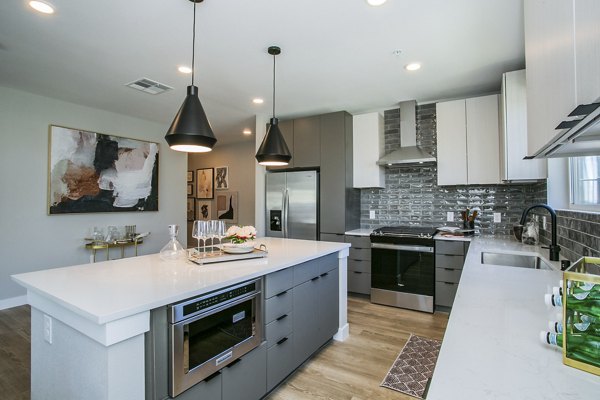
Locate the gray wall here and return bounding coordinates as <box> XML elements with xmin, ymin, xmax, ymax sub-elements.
<box><xmin>0</xmin><ymin>86</ymin><xmax>187</xmax><ymax>303</ymax></box>
<box><xmin>187</xmin><ymin>141</ymin><xmax>256</xmax><ymax>245</ymax></box>
<box><xmin>360</xmin><ymin>105</ymin><xmax>547</xmax><ymax>235</ymax></box>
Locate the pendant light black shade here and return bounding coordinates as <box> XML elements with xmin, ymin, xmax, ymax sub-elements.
<box><xmin>256</xmin><ymin>117</ymin><xmax>291</xmax><ymax>165</ymax></box>
<box><xmin>256</xmin><ymin>46</ymin><xmax>292</xmax><ymax>166</ymax></box>
<box><xmin>165</xmin><ymin>0</ymin><xmax>217</xmax><ymax>153</ymax></box>
<box><xmin>165</xmin><ymin>85</ymin><xmax>216</xmax><ymax>152</ymax></box>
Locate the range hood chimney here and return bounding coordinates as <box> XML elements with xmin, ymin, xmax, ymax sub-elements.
<box><xmin>377</xmin><ymin>101</ymin><xmax>436</xmax><ymax>166</ymax></box>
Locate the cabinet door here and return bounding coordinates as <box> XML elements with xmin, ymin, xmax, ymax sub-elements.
<box><xmin>292</xmin><ymin>278</ymin><xmax>320</xmax><ymax>366</ymax></box>
<box><xmin>221</xmin><ymin>343</ymin><xmax>267</xmax><ymax>400</ymax></box>
<box><xmin>525</xmin><ymin>0</ymin><xmax>577</xmax><ymax>155</ymax></box>
<box><xmin>465</xmin><ymin>95</ymin><xmax>500</xmax><ymax>185</ymax></box>
<box><xmin>500</xmin><ymin>70</ymin><xmax>547</xmax><ymax>181</ymax></box>
<box><xmin>436</xmin><ymin>100</ymin><xmax>467</xmax><ymax>185</ymax></box>
<box><xmin>293</xmin><ymin>116</ymin><xmax>320</xmax><ymax>167</ymax></box>
<box><xmin>575</xmin><ymin>0</ymin><xmax>600</xmax><ymax>105</ymax></box>
<box><xmin>318</xmin><ymin>267</ymin><xmax>339</xmax><ymax>343</ymax></box>
<box><xmin>352</xmin><ymin>112</ymin><xmax>385</xmax><ymax>188</ymax></box>
<box><xmin>320</xmin><ymin>112</ymin><xmax>350</xmax><ymax>234</ymax></box>
<box><xmin>267</xmin><ymin>119</ymin><xmax>294</xmax><ymax>170</ymax></box>
<box><xmin>176</xmin><ymin>373</ymin><xmax>221</xmax><ymax>400</ymax></box>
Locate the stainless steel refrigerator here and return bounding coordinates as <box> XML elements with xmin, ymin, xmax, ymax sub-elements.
<box><xmin>265</xmin><ymin>170</ymin><xmax>319</xmax><ymax>240</ymax></box>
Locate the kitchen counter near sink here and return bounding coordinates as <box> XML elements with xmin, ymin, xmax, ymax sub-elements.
<box><xmin>12</xmin><ymin>237</ymin><xmax>350</xmax><ymax>400</ymax></box>
<box><xmin>427</xmin><ymin>236</ymin><xmax>600</xmax><ymax>399</ymax></box>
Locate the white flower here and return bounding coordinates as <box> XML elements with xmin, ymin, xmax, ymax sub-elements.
<box><xmin>226</xmin><ymin>225</ymin><xmax>241</xmax><ymax>237</ymax></box>
<box><xmin>240</xmin><ymin>226</ymin><xmax>257</xmax><ymax>239</ymax></box>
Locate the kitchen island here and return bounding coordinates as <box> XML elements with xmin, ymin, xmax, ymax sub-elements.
<box><xmin>12</xmin><ymin>237</ymin><xmax>350</xmax><ymax>400</ymax></box>
<box><xmin>427</xmin><ymin>236</ymin><xmax>600</xmax><ymax>399</ymax></box>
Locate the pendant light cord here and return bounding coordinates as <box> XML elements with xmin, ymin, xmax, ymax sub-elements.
<box><xmin>191</xmin><ymin>1</ymin><xmax>196</xmax><ymax>86</ymax></box>
<box><xmin>272</xmin><ymin>53</ymin><xmax>276</xmax><ymax>118</ymax></box>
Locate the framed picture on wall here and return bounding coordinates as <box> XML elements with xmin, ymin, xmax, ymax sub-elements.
<box><xmin>215</xmin><ymin>166</ymin><xmax>229</xmax><ymax>190</ymax></box>
<box><xmin>186</xmin><ymin>198</ymin><xmax>195</xmax><ymax>221</ymax></box>
<box><xmin>187</xmin><ymin>184</ymin><xmax>193</xmax><ymax>197</ymax></box>
<box><xmin>216</xmin><ymin>191</ymin><xmax>238</xmax><ymax>223</ymax></box>
<box><xmin>187</xmin><ymin>170</ymin><xmax>194</xmax><ymax>182</ymax></box>
<box><xmin>196</xmin><ymin>168</ymin><xmax>214</xmax><ymax>199</ymax></box>
<box><xmin>196</xmin><ymin>200</ymin><xmax>212</xmax><ymax>221</ymax></box>
<box><xmin>48</xmin><ymin>125</ymin><xmax>159</xmax><ymax>214</ymax></box>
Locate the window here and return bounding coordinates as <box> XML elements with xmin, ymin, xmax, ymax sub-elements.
<box><xmin>570</xmin><ymin>156</ymin><xmax>600</xmax><ymax>207</ymax></box>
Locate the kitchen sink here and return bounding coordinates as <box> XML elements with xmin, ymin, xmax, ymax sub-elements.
<box><xmin>480</xmin><ymin>252</ymin><xmax>554</xmax><ymax>270</ymax></box>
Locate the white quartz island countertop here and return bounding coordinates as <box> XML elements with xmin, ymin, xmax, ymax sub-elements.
<box><xmin>12</xmin><ymin>237</ymin><xmax>349</xmax><ymax>325</ymax></box>
<box><xmin>427</xmin><ymin>236</ymin><xmax>600</xmax><ymax>399</ymax></box>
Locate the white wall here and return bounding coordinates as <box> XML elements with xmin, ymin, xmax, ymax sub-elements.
<box><xmin>0</xmin><ymin>86</ymin><xmax>187</xmax><ymax>304</ymax></box>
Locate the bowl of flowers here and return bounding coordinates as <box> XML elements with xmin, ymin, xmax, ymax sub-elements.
<box><xmin>222</xmin><ymin>225</ymin><xmax>257</xmax><ymax>253</ymax></box>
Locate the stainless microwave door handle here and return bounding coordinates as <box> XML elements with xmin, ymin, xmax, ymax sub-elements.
<box><xmin>183</xmin><ymin>325</ymin><xmax>190</xmax><ymax>373</ymax></box>
<box><xmin>371</xmin><ymin>243</ymin><xmax>434</xmax><ymax>253</ymax></box>
<box><xmin>173</xmin><ymin>292</ymin><xmax>260</xmax><ymax>326</ymax></box>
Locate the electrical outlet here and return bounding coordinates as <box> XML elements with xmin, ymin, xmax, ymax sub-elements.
<box><xmin>493</xmin><ymin>212</ymin><xmax>501</xmax><ymax>223</ymax></box>
<box><xmin>43</xmin><ymin>314</ymin><xmax>53</xmax><ymax>344</ymax></box>
<box><xmin>447</xmin><ymin>212</ymin><xmax>454</xmax><ymax>222</ymax></box>
<box><xmin>542</xmin><ymin>216</ymin><xmax>547</xmax><ymax>229</ymax></box>
<box><xmin>369</xmin><ymin>210</ymin><xmax>376</xmax><ymax>220</ymax></box>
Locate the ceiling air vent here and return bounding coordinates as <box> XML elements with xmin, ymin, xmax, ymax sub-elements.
<box><xmin>125</xmin><ymin>78</ymin><xmax>173</xmax><ymax>95</ymax></box>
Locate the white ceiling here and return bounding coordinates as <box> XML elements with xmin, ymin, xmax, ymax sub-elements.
<box><xmin>0</xmin><ymin>0</ymin><xmax>525</xmax><ymax>146</ymax></box>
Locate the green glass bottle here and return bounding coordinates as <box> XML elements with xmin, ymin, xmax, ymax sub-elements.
<box><xmin>540</xmin><ymin>331</ymin><xmax>600</xmax><ymax>367</ymax></box>
<box><xmin>549</xmin><ymin>320</ymin><xmax>600</xmax><ymax>336</ymax></box>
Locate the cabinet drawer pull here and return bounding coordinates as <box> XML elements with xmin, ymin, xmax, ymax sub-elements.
<box><xmin>275</xmin><ymin>290</ymin><xmax>288</xmax><ymax>297</ymax></box>
<box><xmin>277</xmin><ymin>337</ymin><xmax>289</xmax><ymax>345</ymax></box>
<box><xmin>444</xmin><ymin>268</ymin><xmax>454</xmax><ymax>271</ymax></box>
<box><xmin>226</xmin><ymin>358</ymin><xmax>241</xmax><ymax>368</ymax></box>
<box><xmin>204</xmin><ymin>371</ymin><xmax>221</xmax><ymax>382</ymax></box>
<box><xmin>311</xmin><ymin>276</ymin><xmax>320</xmax><ymax>281</ymax></box>
<box><xmin>353</xmin><ymin>271</ymin><xmax>363</xmax><ymax>274</ymax></box>
<box><xmin>276</xmin><ymin>314</ymin><xmax>288</xmax><ymax>321</ymax></box>
<box><xmin>444</xmin><ymin>281</ymin><xmax>454</xmax><ymax>285</ymax></box>
<box><xmin>320</xmin><ymin>272</ymin><xmax>328</xmax><ymax>277</ymax></box>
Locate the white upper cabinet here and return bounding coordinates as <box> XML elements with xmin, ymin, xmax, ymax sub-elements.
<box><xmin>500</xmin><ymin>70</ymin><xmax>547</xmax><ymax>181</ymax></box>
<box><xmin>437</xmin><ymin>95</ymin><xmax>500</xmax><ymax>186</ymax></box>
<box><xmin>352</xmin><ymin>112</ymin><xmax>385</xmax><ymax>188</ymax></box>
<box><xmin>524</xmin><ymin>0</ymin><xmax>600</xmax><ymax>156</ymax></box>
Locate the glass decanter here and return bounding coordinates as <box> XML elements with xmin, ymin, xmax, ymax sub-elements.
<box><xmin>160</xmin><ymin>224</ymin><xmax>186</xmax><ymax>261</ymax></box>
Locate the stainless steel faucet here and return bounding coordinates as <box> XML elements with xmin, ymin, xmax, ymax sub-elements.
<box><xmin>519</xmin><ymin>204</ymin><xmax>561</xmax><ymax>261</ymax></box>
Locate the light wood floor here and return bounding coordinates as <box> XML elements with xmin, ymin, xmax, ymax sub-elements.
<box><xmin>0</xmin><ymin>297</ymin><xmax>448</xmax><ymax>400</ymax></box>
<box><xmin>266</xmin><ymin>295</ymin><xmax>449</xmax><ymax>400</ymax></box>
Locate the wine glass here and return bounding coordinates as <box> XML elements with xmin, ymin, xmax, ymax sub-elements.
<box><xmin>215</xmin><ymin>221</ymin><xmax>226</xmax><ymax>254</ymax></box>
<box><xmin>207</xmin><ymin>220</ymin><xmax>218</xmax><ymax>254</ymax></box>
<box><xmin>192</xmin><ymin>220</ymin><xmax>207</xmax><ymax>256</ymax></box>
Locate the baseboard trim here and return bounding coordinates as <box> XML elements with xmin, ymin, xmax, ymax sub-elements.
<box><xmin>0</xmin><ymin>295</ymin><xmax>27</xmax><ymax>310</ymax></box>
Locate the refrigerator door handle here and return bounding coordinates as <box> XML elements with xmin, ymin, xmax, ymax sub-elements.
<box><xmin>284</xmin><ymin>188</ymin><xmax>289</xmax><ymax>238</ymax></box>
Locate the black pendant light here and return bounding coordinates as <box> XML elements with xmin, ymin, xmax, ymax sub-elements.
<box><xmin>165</xmin><ymin>0</ymin><xmax>216</xmax><ymax>153</ymax></box>
<box><xmin>255</xmin><ymin>46</ymin><xmax>292</xmax><ymax>166</ymax></box>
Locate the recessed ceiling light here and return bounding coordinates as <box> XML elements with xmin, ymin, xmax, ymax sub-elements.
<box><xmin>29</xmin><ymin>1</ymin><xmax>54</xmax><ymax>14</ymax></box>
<box><xmin>252</xmin><ymin>98</ymin><xmax>264</xmax><ymax>104</ymax></box>
<box><xmin>243</xmin><ymin>129</ymin><xmax>252</xmax><ymax>135</ymax></box>
<box><xmin>367</xmin><ymin>0</ymin><xmax>387</xmax><ymax>6</ymax></box>
<box><xmin>177</xmin><ymin>66</ymin><xmax>192</xmax><ymax>74</ymax></box>
<box><xmin>405</xmin><ymin>63</ymin><xmax>422</xmax><ymax>71</ymax></box>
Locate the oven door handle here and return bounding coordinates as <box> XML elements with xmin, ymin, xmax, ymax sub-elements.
<box><xmin>371</xmin><ymin>242</ymin><xmax>434</xmax><ymax>253</ymax></box>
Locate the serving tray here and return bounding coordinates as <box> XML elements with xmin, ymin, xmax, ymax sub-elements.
<box><xmin>188</xmin><ymin>244</ymin><xmax>268</xmax><ymax>265</ymax></box>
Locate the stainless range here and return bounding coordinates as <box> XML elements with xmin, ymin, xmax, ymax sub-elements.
<box><xmin>370</xmin><ymin>226</ymin><xmax>437</xmax><ymax>313</ymax></box>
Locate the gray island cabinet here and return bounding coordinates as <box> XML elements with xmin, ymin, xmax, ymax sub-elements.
<box><xmin>12</xmin><ymin>237</ymin><xmax>349</xmax><ymax>400</ymax></box>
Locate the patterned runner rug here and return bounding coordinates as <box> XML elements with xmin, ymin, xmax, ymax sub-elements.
<box><xmin>380</xmin><ymin>334</ymin><xmax>442</xmax><ymax>399</ymax></box>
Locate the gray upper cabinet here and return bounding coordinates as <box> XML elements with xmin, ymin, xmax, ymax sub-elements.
<box><xmin>267</xmin><ymin>119</ymin><xmax>294</xmax><ymax>171</ymax></box>
<box><xmin>293</xmin><ymin>116</ymin><xmax>321</xmax><ymax>168</ymax></box>
<box><xmin>320</xmin><ymin>111</ymin><xmax>360</xmax><ymax>236</ymax></box>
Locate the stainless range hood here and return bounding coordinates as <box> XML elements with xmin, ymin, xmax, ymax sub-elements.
<box><xmin>377</xmin><ymin>101</ymin><xmax>436</xmax><ymax>166</ymax></box>
<box><xmin>527</xmin><ymin>102</ymin><xmax>600</xmax><ymax>159</ymax></box>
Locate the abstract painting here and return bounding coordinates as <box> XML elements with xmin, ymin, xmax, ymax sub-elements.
<box><xmin>196</xmin><ymin>168</ymin><xmax>214</xmax><ymax>199</ymax></box>
<box><xmin>48</xmin><ymin>125</ymin><xmax>159</xmax><ymax>214</ymax></box>
<box><xmin>215</xmin><ymin>166</ymin><xmax>229</xmax><ymax>190</ymax></box>
<box><xmin>197</xmin><ymin>200</ymin><xmax>212</xmax><ymax>221</ymax></box>
<box><xmin>216</xmin><ymin>191</ymin><xmax>238</xmax><ymax>223</ymax></box>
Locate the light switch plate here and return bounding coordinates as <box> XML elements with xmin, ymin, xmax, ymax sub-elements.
<box><xmin>369</xmin><ymin>210</ymin><xmax>376</xmax><ymax>220</ymax></box>
<box><xmin>447</xmin><ymin>212</ymin><xmax>454</xmax><ymax>222</ymax></box>
<box><xmin>43</xmin><ymin>314</ymin><xmax>53</xmax><ymax>344</ymax></box>
<box><xmin>493</xmin><ymin>212</ymin><xmax>501</xmax><ymax>223</ymax></box>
